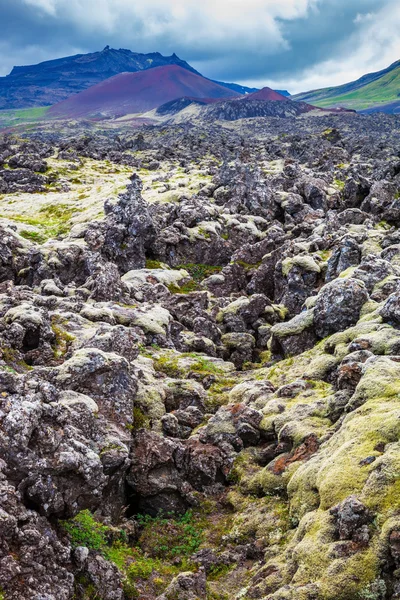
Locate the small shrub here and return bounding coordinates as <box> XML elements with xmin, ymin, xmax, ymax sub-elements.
<box><xmin>137</xmin><ymin>510</ymin><xmax>204</xmax><ymax>560</ymax></box>
<box><xmin>61</xmin><ymin>510</ymin><xmax>108</xmax><ymax>551</ymax></box>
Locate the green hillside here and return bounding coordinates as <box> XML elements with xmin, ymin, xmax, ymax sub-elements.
<box><xmin>0</xmin><ymin>106</ymin><xmax>49</xmax><ymax>130</ymax></box>
<box><xmin>294</xmin><ymin>60</ymin><xmax>400</xmax><ymax>111</ymax></box>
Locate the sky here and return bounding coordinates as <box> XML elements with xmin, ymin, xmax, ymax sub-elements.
<box><xmin>0</xmin><ymin>0</ymin><xmax>399</xmax><ymax>94</ymax></box>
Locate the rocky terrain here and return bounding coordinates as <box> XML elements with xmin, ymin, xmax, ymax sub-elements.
<box><xmin>1</xmin><ymin>111</ymin><xmax>400</xmax><ymax>600</ymax></box>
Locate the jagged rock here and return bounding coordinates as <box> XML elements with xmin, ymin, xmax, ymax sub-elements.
<box><xmin>127</xmin><ymin>430</ymin><xmax>229</xmax><ymax>515</ymax></box>
<box><xmin>330</xmin><ymin>496</ymin><xmax>373</xmax><ymax>543</ymax></box>
<box><xmin>314</xmin><ymin>278</ymin><xmax>369</xmax><ymax>338</ymax></box>
<box><xmin>157</xmin><ymin>569</ymin><xmax>206</xmax><ymax>600</ymax></box>
<box><xmin>2</xmin><ymin>113</ymin><xmax>400</xmax><ymax>600</ymax></box>
<box><xmin>85</xmin><ymin>174</ymin><xmax>155</xmax><ymax>273</ymax></box>
<box><xmin>380</xmin><ymin>290</ymin><xmax>400</xmax><ymax>326</ymax></box>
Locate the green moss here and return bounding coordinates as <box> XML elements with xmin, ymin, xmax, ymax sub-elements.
<box><xmin>145</xmin><ymin>259</ymin><xmax>163</xmax><ymax>269</ymax></box>
<box><xmin>51</xmin><ymin>316</ymin><xmax>75</xmax><ymax>359</ymax></box>
<box><xmin>0</xmin><ymin>346</ymin><xmax>33</xmax><ymax>372</ymax></box>
<box><xmin>19</xmin><ymin>229</ymin><xmax>46</xmax><ymax>243</ymax></box>
<box><xmin>176</xmin><ymin>263</ymin><xmax>222</xmax><ymax>282</ymax></box>
<box><xmin>334</xmin><ymin>178</ymin><xmax>345</xmax><ymax>191</ymax></box>
<box><xmin>0</xmin><ymin>203</ymin><xmax>83</xmax><ymax>240</ymax></box>
<box><xmin>189</xmin><ymin>356</ymin><xmax>225</xmax><ymax>375</ymax></box>
<box><xmin>167</xmin><ymin>280</ymin><xmax>199</xmax><ymax>294</ymax></box>
<box><xmin>153</xmin><ymin>352</ymin><xmax>227</xmax><ymax>379</ymax></box>
<box><xmin>282</xmin><ymin>256</ymin><xmax>321</xmax><ymax>277</ymax></box>
<box><xmin>227</xmin><ymin>490</ymin><xmax>290</xmax><ymax>548</ymax></box>
<box><xmin>205</xmin><ymin>377</ymin><xmax>237</xmax><ymax>412</ymax></box>
<box><xmin>153</xmin><ymin>355</ymin><xmax>183</xmax><ymax>377</ymax></box>
<box><xmin>132</xmin><ymin>406</ymin><xmax>150</xmax><ymax>431</ymax></box>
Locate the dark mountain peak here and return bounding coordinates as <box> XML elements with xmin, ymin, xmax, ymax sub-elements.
<box><xmin>0</xmin><ymin>47</ymin><xmax>201</xmax><ymax>109</ymax></box>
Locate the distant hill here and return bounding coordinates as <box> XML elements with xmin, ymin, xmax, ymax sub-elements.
<box><xmin>240</xmin><ymin>87</ymin><xmax>289</xmax><ymax>102</ymax></box>
<box><xmin>293</xmin><ymin>60</ymin><xmax>400</xmax><ymax>113</ymax></box>
<box><xmin>156</xmin><ymin>87</ymin><xmax>318</xmax><ymax>123</ymax></box>
<box><xmin>48</xmin><ymin>65</ymin><xmax>241</xmax><ymax>119</ymax></box>
<box><xmin>0</xmin><ymin>46</ymin><xmax>202</xmax><ymax>110</ymax></box>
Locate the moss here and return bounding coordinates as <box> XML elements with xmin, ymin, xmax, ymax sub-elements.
<box><xmin>236</xmin><ymin>259</ymin><xmax>262</xmax><ymax>271</ymax></box>
<box><xmin>153</xmin><ymin>355</ymin><xmax>183</xmax><ymax>377</ymax></box>
<box><xmin>167</xmin><ymin>280</ymin><xmax>199</xmax><ymax>294</ymax></box>
<box><xmin>280</xmin><ymin>509</ymin><xmax>380</xmax><ymax>600</ymax></box>
<box><xmin>153</xmin><ymin>352</ymin><xmax>227</xmax><ymax>379</ymax></box>
<box><xmin>73</xmin><ymin>573</ymin><xmax>103</xmax><ymax>599</ymax></box>
<box><xmin>1</xmin><ymin>202</ymin><xmax>83</xmax><ymax>240</ymax></box>
<box><xmin>19</xmin><ymin>229</ymin><xmax>46</xmax><ymax>243</ymax></box>
<box><xmin>0</xmin><ymin>346</ymin><xmax>33</xmax><ymax>373</ymax></box>
<box><xmin>145</xmin><ymin>259</ymin><xmax>163</xmax><ymax>269</ymax></box>
<box><xmin>227</xmin><ymin>491</ymin><xmax>291</xmax><ymax>550</ymax></box>
<box><xmin>282</xmin><ymin>256</ymin><xmax>321</xmax><ymax>277</ymax></box>
<box><xmin>205</xmin><ymin>377</ymin><xmax>237</xmax><ymax>412</ymax></box>
<box><xmin>271</xmin><ymin>310</ymin><xmax>314</xmax><ymax>339</ymax></box>
<box><xmin>132</xmin><ymin>406</ymin><xmax>150</xmax><ymax>431</ymax></box>
<box><xmin>334</xmin><ymin>178</ymin><xmax>345</xmax><ymax>191</ymax></box>
<box><xmin>51</xmin><ymin>316</ymin><xmax>75</xmax><ymax>358</ymax></box>
<box><xmin>197</xmin><ymin>227</ymin><xmax>211</xmax><ymax>239</ymax></box>
<box><xmin>176</xmin><ymin>263</ymin><xmax>222</xmax><ymax>282</ymax></box>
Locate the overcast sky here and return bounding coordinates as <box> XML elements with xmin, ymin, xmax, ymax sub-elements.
<box><xmin>1</xmin><ymin>0</ymin><xmax>399</xmax><ymax>93</ymax></box>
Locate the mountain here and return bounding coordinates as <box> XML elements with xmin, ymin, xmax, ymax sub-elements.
<box><xmin>48</xmin><ymin>65</ymin><xmax>241</xmax><ymax>119</ymax></box>
<box><xmin>211</xmin><ymin>81</ymin><xmax>259</xmax><ymax>95</ymax></box>
<box><xmin>0</xmin><ymin>46</ymin><xmax>201</xmax><ymax>110</ymax></box>
<box><xmin>239</xmin><ymin>87</ymin><xmax>289</xmax><ymax>102</ymax></box>
<box><xmin>293</xmin><ymin>59</ymin><xmax>400</xmax><ymax>113</ymax></box>
<box><xmin>0</xmin><ymin>46</ymin><xmax>292</xmax><ymax>111</ymax></box>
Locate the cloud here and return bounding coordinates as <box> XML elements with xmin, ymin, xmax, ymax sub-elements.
<box><xmin>0</xmin><ymin>0</ymin><xmax>398</xmax><ymax>94</ymax></box>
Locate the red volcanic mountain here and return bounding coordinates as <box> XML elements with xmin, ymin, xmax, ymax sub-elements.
<box><xmin>241</xmin><ymin>87</ymin><xmax>289</xmax><ymax>102</ymax></box>
<box><xmin>48</xmin><ymin>65</ymin><xmax>241</xmax><ymax>119</ymax></box>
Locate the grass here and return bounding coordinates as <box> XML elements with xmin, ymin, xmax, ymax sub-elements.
<box><xmin>0</xmin><ymin>106</ymin><xmax>49</xmax><ymax>130</ymax></box>
<box><xmin>294</xmin><ymin>62</ymin><xmax>400</xmax><ymax>110</ymax></box>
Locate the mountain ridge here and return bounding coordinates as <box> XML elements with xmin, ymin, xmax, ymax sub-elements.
<box><xmin>0</xmin><ymin>46</ymin><xmax>201</xmax><ymax>109</ymax></box>
<box><xmin>293</xmin><ymin>59</ymin><xmax>400</xmax><ymax>113</ymax></box>
<box><xmin>0</xmin><ymin>46</ymin><xmax>261</xmax><ymax>110</ymax></box>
